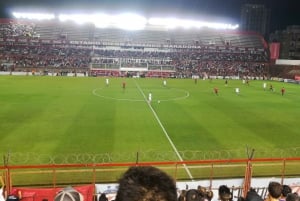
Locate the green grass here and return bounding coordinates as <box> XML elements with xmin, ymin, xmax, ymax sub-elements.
<box><xmin>0</xmin><ymin>76</ymin><xmax>300</xmax><ymax>184</ymax></box>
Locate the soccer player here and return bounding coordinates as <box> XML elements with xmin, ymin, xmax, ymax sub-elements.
<box><xmin>270</xmin><ymin>84</ymin><xmax>274</xmax><ymax>92</ymax></box>
<box><xmin>163</xmin><ymin>80</ymin><xmax>167</xmax><ymax>87</ymax></box>
<box><xmin>148</xmin><ymin>92</ymin><xmax>152</xmax><ymax>103</ymax></box>
<box><xmin>225</xmin><ymin>79</ymin><xmax>228</xmax><ymax>86</ymax></box>
<box><xmin>106</xmin><ymin>78</ymin><xmax>109</xmax><ymax>86</ymax></box>
<box><xmin>246</xmin><ymin>79</ymin><xmax>249</xmax><ymax>86</ymax></box>
<box><xmin>214</xmin><ymin>87</ymin><xmax>219</xmax><ymax>96</ymax></box>
<box><xmin>263</xmin><ymin>82</ymin><xmax>267</xmax><ymax>90</ymax></box>
<box><xmin>235</xmin><ymin>87</ymin><xmax>240</xmax><ymax>95</ymax></box>
<box><xmin>122</xmin><ymin>81</ymin><xmax>126</xmax><ymax>90</ymax></box>
<box><xmin>281</xmin><ymin>87</ymin><xmax>285</xmax><ymax>96</ymax></box>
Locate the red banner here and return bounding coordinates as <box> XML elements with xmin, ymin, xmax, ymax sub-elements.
<box><xmin>269</xmin><ymin>42</ymin><xmax>280</xmax><ymax>59</ymax></box>
<box><xmin>295</xmin><ymin>75</ymin><xmax>300</xmax><ymax>80</ymax></box>
<box><xmin>12</xmin><ymin>185</ymin><xmax>94</xmax><ymax>201</ymax></box>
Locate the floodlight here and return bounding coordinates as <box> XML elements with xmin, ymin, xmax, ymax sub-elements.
<box><xmin>148</xmin><ymin>18</ymin><xmax>179</xmax><ymax>29</ymax></box>
<box><xmin>112</xmin><ymin>13</ymin><xmax>147</xmax><ymax>30</ymax></box>
<box><xmin>58</xmin><ymin>14</ymin><xmax>92</xmax><ymax>24</ymax></box>
<box><xmin>92</xmin><ymin>14</ymin><xmax>110</xmax><ymax>28</ymax></box>
<box><xmin>12</xmin><ymin>12</ymin><xmax>55</xmax><ymax>20</ymax></box>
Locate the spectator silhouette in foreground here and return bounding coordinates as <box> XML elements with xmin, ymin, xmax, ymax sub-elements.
<box><xmin>115</xmin><ymin>166</ymin><xmax>177</xmax><ymax>201</ymax></box>
<box><xmin>286</xmin><ymin>193</ymin><xmax>299</xmax><ymax>201</ymax></box>
<box><xmin>280</xmin><ymin>185</ymin><xmax>292</xmax><ymax>201</ymax></box>
<box><xmin>99</xmin><ymin>193</ymin><xmax>108</xmax><ymax>201</ymax></box>
<box><xmin>265</xmin><ymin>182</ymin><xmax>283</xmax><ymax>201</ymax></box>
<box><xmin>218</xmin><ymin>185</ymin><xmax>232</xmax><ymax>201</ymax></box>
<box><xmin>245</xmin><ymin>188</ymin><xmax>263</xmax><ymax>201</ymax></box>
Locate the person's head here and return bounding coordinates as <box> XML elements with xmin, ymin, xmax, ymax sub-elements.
<box><xmin>282</xmin><ymin>185</ymin><xmax>292</xmax><ymax>198</ymax></box>
<box><xmin>54</xmin><ymin>187</ymin><xmax>82</xmax><ymax>201</ymax></box>
<box><xmin>268</xmin><ymin>182</ymin><xmax>282</xmax><ymax>199</ymax></box>
<box><xmin>286</xmin><ymin>193</ymin><xmax>300</xmax><ymax>201</ymax></box>
<box><xmin>245</xmin><ymin>188</ymin><xmax>263</xmax><ymax>201</ymax></box>
<box><xmin>218</xmin><ymin>185</ymin><xmax>232</xmax><ymax>201</ymax></box>
<box><xmin>99</xmin><ymin>193</ymin><xmax>108</xmax><ymax>201</ymax></box>
<box><xmin>115</xmin><ymin>166</ymin><xmax>177</xmax><ymax>201</ymax></box>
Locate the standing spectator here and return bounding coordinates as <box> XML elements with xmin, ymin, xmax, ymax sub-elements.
<box><xmin>115</xmin><ymin>166</ymin><xmax>177</xmax><ymax>201</ymax></box>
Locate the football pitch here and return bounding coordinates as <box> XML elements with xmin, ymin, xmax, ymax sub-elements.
<box><xmin>0</xmin><ymin>76</ymin><xmax>300</xmax><ymax>181</ymax></box>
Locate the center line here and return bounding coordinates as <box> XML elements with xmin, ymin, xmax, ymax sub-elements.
<box><xmin>134</xmin><ymin>80</ymin><xmax>194</xmax><ymax>180</ymax></box>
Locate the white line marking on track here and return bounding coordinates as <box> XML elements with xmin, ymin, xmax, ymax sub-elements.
<box><xmin>134</xmin><ymin>80</ymin><xmax>194</xmax><ymax>180</ymax></box>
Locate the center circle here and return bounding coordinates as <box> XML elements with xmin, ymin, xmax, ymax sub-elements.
<box><xmin>92</xmin><ymin>87</ymin><xmax>189</xmax><ymax>102</ymax></box>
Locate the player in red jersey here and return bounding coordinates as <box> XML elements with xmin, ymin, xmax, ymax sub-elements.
<box><xmin>214</xmin><ymin>87</ymin><xmax>219</xmax><ymax>96</ymax></box>
<box><xmin>281</xmin><ymin>87</ymin><xmax>285</xmax><ymax>96</ymax></box>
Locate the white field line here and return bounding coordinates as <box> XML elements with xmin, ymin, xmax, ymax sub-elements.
<box><xmin>134</xmin><ymin>80</ymin><xmax>194</xmax><ymax>180</ymax></box>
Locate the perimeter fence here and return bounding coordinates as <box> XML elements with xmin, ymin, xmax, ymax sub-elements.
<box><xmin>3</xmin><ymin>147</ymin><xmax>300</xmax><ymax>165</ymax></box>
<box><xmin>0</xmin><ymin>147</ymin><xmax>300</xmax><ymax>190</ymax></box>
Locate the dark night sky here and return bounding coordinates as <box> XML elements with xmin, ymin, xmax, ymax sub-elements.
<box><xmin>0</xmin><ymin>0</ymin><xmax>299</xmax><ymax>32</ymax></box>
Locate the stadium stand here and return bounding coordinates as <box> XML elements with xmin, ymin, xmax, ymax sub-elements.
<box><xmin>0</xmin><ymin>19</ymin><xmax>269</xmax><ymax>78</ymax></box>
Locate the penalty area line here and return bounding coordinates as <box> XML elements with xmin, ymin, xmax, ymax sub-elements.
<box><xmin>134</xmin><ymin>80</ymin><xmax>194</xmax><ymax>181</ymax></box>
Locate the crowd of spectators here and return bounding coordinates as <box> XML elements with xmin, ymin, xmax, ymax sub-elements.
<box><xmin>94</xmin><ymin>166</ymin><xmax>299</xmax><ymax>201</ymax></box>
<box><xmin>0</xmin><ymin>45</ymin><xmax>91</xmax><ymax>70</ymax></box>
<box><xmin>0</xmin><ymin>21</ymin><xmax>35</xmax><ymax>38</ymax></box>
<box><xmin>0</xmin><ymin>21</ymin><xmax>269</xmax><ymax>78</ymax></box>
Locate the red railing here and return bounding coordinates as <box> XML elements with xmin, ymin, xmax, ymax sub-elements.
<box><xmin>1</xmin><ymin>157</ymin><xmax>300</xmax><ymax>197</ymax></box>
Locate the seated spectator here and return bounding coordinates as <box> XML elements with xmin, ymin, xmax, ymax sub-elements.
<box><xmin>186</xmin><ymin>189</ymin><xmax>200</xmax><ymax>201</ymax></box>
<box><xmin>115</xmin><ymin>166</ymin><xmax>177</xmax><ymax>201</ymax></box>
<box><xmin>286</xmin><ymin>193</ymin><xmax>299</xmax><ymax>201</ymax></box>
<box><xmin>99</xmin><ymin>193</ymin><xmax>108</xmax><ymax>201</ymax></box>
<box><xmin>245</xmin><ymin>188</ymin><xmax>263</xmax><ymax>201</ymax></box>
<box><xmin>281</xmin><ymin>185</ymin><xmax>292</xmax><ymax>201</ymax></box>
<box><xmin>178</xmin><ymin>190</ymin><xmax>186</xmax><ymax>201</ymax></box>
<box><xmin>197</xmin><ymin>186</ymin><xmax>213</xmax><ymax>201</ymax></box>
<box><xmin>218</xmin><ymin>185</ymin><xmax>232</xmax><ymax>201</ymax></box>
<box><xmin>265</xmin><ymin>182</ymin><xmax>283</xmax><ymax>201</ymax></box>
